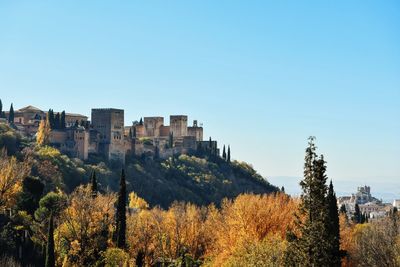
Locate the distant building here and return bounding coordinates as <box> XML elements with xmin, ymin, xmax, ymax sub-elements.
<box><xmin>3</xmin><ymin>104</ymin><xmax>216</xmax><ymax>163</ymax></box>
<box><xmin>91</xmin><ymin>108</ymin><xmax>125</xmax><ymax>163</ymax></box>
<box><xmin>338</xmin><ymin>185</ymin><xmax>384</xmax><ymax>216</ymax></box>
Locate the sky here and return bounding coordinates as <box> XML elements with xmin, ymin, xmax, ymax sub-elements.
<box><xmin>1</xmin><ymin>1</ymin><xmax>399</xmax><ymax>198</ymax></box>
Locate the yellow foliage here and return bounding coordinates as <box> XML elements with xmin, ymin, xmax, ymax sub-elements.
<box><xmin>128</xmin><ymin>192</ymin><xmax>149</xmax><ymax>210</ymax></box>
<box><xmin>36</xmin><ymin>118</ymin><xmax>51</xmax><ymax>146</ymax></box>
<box><xmin>126</xmin><ymin>193</ymin><xmax>297</xmax><ymax>266</ymax></box>
<box><xmin>57</xmin><ymin>185</ymin><xmax>117</xmax><ymax>265</ymax></box>
<box><xmin>0</xmin><ymin>149</ymin><xmax>31</xmax><ymax>209</ymax></box>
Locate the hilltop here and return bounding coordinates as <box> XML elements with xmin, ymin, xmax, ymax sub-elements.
<box><xmin>0</xmin><ymin>123</ymin><xmax>278</xmax><ymax>208</ymax></box>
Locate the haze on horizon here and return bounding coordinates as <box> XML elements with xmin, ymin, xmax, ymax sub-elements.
<box><xmin>1</xmin><ymin>1</ymin><xmax>399</xmax><ymax>196</ymax></box>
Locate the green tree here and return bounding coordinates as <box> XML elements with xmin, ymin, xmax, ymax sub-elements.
<box><xmin>169</xmin><ymin>132</ymin><xmax>174</xmax><ymax>148</ymax></box>
<box><xmin>47</xmin><ymin>109</ymin><xmax>54</xmax><ymax>129</ymax></box>
<box><xmin>0</xmin><ymin>99</ymin><xmax>2</xmax><ymax>117</ymax></box>
<box><xmin>339</xmin><ymin>204</ymin><xmax>347</xmax><ymax>214</ymax></box>
<box><xmin>326</xmin><ymin>180</ymin><xmax>341</xmax><ymax>266</ymax></box>
<box><xmin>222</xmin><ymin>145</ymin><xmax>226</xmax><ymax>160</ymax></box>
<box><xmin>90</xmin><ymin>171</ymin><xmax>98</xmax><ymax>198</ymax></box>
<box><xmin>227</xmin><ymin>145</ymin><xmax>231</xmax><ymax>162</ymax></box>
<box><xmin>354</xmin><ymin>204</ymin><xmax>361</xmax><ymax>224</ymax></box>
<box><xmin>285</xmin><ymin>137</ymin><xmax>330</xmax><ymax>266</ymax></box>
<box><xmin>60</xmin><ymin>111</ymin><xmax>66</xmax><ymax>129</ymax></box>
<box><xmin>54</xmin><ymin>113</ymin><xmax>60</xmax><ymax>129</ymax></box>
<box><xmin>45</xmin><ymin>212</ymin><xmax>55</xmax><ymax>267</ymax></box>
<box><xmin>8</xmin><ymin>103</ymin><xmax>14</xmax><ymax>124</ymax></box>
<box><xmin>116</xmin><ymin>169</ymin><xmax>127</xmax><ymax>248</ymax></box>
<box><xmin>17</xmin><ymin>176</ymin><xmax>44</xmax><ymax>215</ymax></box>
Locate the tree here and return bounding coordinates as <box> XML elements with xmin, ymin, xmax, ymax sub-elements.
<box><xmin>281</xmin><ymin>186</ymin><xmax>285</xmax><ymax>193</ymax></box>
<box><xmin>169</xmin><ymin>132</ymin><xmax>174</xmax><ymax>148</ymax></box>
<box><xmin>0</xmin><ymin>99</ymin><xmax>2</xmax><ymax>117</ymax></box>
<box><xmin>139</xmin><ymin>118</ymin><xmax>143</xmax><ymax>125</ymax></box>
<box><xmin>47</xmin><ymin>109</ymin><xmax>54</xmax><ymax>129</ymax></box>
<box><xmin>74</xmin><ymin>120</ymin><xmax>79</xmax><ymax>128</ymax></box>
<box><xmin>326</xmin><ymin>180</ymin><xmax>341</xmax><ymax>266</ymax></box>
<box><xmin>54</xmin><ymin>113</ymin><xmax>60</xmax><ymax>129</ymax></box>
<box><xmin>116</xmin><ymin>169</ymin><xmax>127</xmax><ymax>248</ymax></box>
<box><xmin>340</xmin><ymin>204</ymin><xmax>347</xmax><ymax>214</ymax></box>
<box><xmin>90</xmin><ymin>171</ymin><xmax>98</xmax><ymax>198</ymax></box>
<box><xmin>227</xmin><ymin>146</ymin><xmax>231</xmax><ymax>162</ymax></box>
<box><xmin>45</xmin><ymin>212</ymin><xmax>55</xmax><ymax>267</ymax></box>
<box><xmin>285</xmin><ymin>137</ymin><xmax>330</xmax><ymax>266</ymax></box>
<box><xmin>129</xmin><ymin>192</ymin><xmax>149</xmax><ymax>210</ymax></box>
<box><xmin>0</xmin><ymin>149</ymin><xmax>31</xmax><ymax>209</ymax></box>
<box><xmin>58</xmin><ymin>186</ymin><xmax>116</xmax><ymax>266</ymax></box>
<box><xmin>222</xmin><ymin>145</ymin><xmax>226</xmax><ymax>160</ymax></box>
<box><xmin>154</xmin><ymin>146</ymin><xmax>160</xmax><ymax>160</ymax></box>
<box><xmin>354</xmin><ymin>204</ymin><xmax>361</xmax><ymax>224</ymax></box>
<box><xmin>8</xmin><ymin>103</ymin><xmax>14</xmax><ymax>124</ymax></box>
<box><xmin>60</xmin><ymin>111</ymin><xmax>66</xmax><ymax>129</ymax></box>
<box><xmin>16</xmin><ymin>176</ymin><xmax>44</xmax><ymax>215</ymax></box>
<box><xmin>37</xmin><ymin>118</ymin><xmax>51</xmax><ymax>146</ymax></box>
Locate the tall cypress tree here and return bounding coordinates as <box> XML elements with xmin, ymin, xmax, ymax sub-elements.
<box><xmin>54</xmin><ymin>113</ymin><xmax>60</xmax><ymax>129</ymax></box>
<box><xmin>45</xmin><ymin>212</ymin><xmax>55</xmax><ymax>267</ymax></box>
<box><xmin>227</xmin><ymin>146</ymin><xmax>231</xmax><ymax>162</ymax></box>
<box><xmin>354</xmin><ymin>204</ymin><xmax>361</xmax><ymax>224</ymax></box>
<box><xmin>60</xmin><ymin>111</ymin><xmax>66</xmax><ymax>129</ymax></box>
<box><xmin>222</xmin><ymin>145</ymin><xmax>226</xmax><ymax>160</ymax></box>
<box><xmin>90</xmin><ymin>171</ymin><xmax>98</xmax><ymax>198</ymax></box>
<box><xmin>116</xmin><ymin>169</ymin><xmax>127</xmax><ymax>248</ymax></box>
<box><xmin>285</xmin><ymin>137</ymin><xmax>331</xmax><ymax>266</ymax></box>
<box><xmin>8</xmin><ymin>103</ymin><xmax>14</xmax><ymax>124</ymax></box>
<box><xmin>326</xmin><ymin>180</ymin><xmax>341</xmax><ymax>266</ymax></box>
<box><xmin>0</xmin><ymin>99</ymin><xmax>2</xmax><ymax>117</ymax></box>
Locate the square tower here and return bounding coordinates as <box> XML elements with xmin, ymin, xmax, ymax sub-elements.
<box><xmin>144</xmin><ymin>117</ymin><xmax>164</xmax><ymax>137</ymax></box>
<box><xmin>91</xmin><ymin>108</ymin><xmax>125</xmax><ymax>163</ymax></box>
<box><xmin>170</xmin><ymin>115</ymin><xmax>188</xmax><ymax>138</ymax></box>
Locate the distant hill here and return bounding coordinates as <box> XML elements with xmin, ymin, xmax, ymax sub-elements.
<box><xmin>0</xmin><ymin>122</ymin><xmax>279</xmax><ymax>208</ymax></box>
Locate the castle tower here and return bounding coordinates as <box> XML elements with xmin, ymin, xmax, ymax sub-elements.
<box><xmin>144</xmin><ymin>117</ymin><xmax>164</xmax><ymax>137</ymax></box>
<box><xmin>187</xmin><ymin>120</ymin><xmax>203</xmax><ymax>141</ymax></box>
<box><xmin>170</xmin><ymin>115</ymin><xmax>188</xmax><ymax>138</ymax></box>
<box><xmin>91</xmin><ymin>108</ymin><xmax>125</xmax><ymax>163</ymax></box>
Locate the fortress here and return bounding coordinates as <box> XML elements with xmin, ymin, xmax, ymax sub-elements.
<box><xmin>4</xmin><ymin>105</ymin><xmax>217</xmax><ymax>163</ymax></box>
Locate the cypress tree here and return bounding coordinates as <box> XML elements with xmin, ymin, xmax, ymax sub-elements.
<box><xmin>45</xmin><ymin>212</ymin><xmax>55</xmax><ymax>267</ymax></box>
<box><xmin>339</xmin><ymin>204</ymin><xmax>347</xmax><ymax>214</ymax></box>
<box><xmin>90</xmin><ymin>171</ymin><xmax>98</xmax><ymax>198</ymax></box>
<box><xmin>139</xmin><ymin>118</ymin><xmax>143</xmax><ymax>125</ymax></box>
<box><xmin>0</xmin><ymin>99</ymin><xmax>2</xmax><ymax>117</ymax></box>
<box><xmin>154</xmin><ymin>146</ymin><xmax>160</xmax><ymax>160</ymax></box>
<box><xmin>133</xmin><ymin>127</ymin><xmax>137</xmax><ymax>138</ymax></box>
<box><xmin>227</xmin><ymin>146</ymin><xmax>231</xmax><ymax>162</ymax></box>
<box><xmin>60</xmin><ymin>111</ymin><xmax>66</xmax><ymax>129</ymax></box>
<box><xmin>48</xmin><ymin>109</ymin><xmax>54</xmax><ymax>129</ymax></box>
<box><xmin>222</xmin><ymin>145</ymin><xmax>226</xmax><ymax>160</ymax></box>
<box><xmin>8</xmin><ymin>103</ymin><xmax>14</xmax><ymax>124</ymax></box>
<box><xmin>116</xmin><ymin>169</ymin><xmax>127</xmax><ymax>248</ymax></box>
<box><xmin>354</xmin><ymin>204</ymin><xmax>361</xmax><ymax>224</ymax></box>
<box><xmin>326</xmin><ymin>180</ymin><xmax>341</xmax><ymax>266</ymax></box>
<box><xmin>281</xmin><ymin>186</ymin><xmax>285</xmax><ymax>193</ymax></box>
<box><xmin>54</xmin><ymin>113</ymin><xmax>60</xmax><ymax>129</ymax></box>
<box><xmin>169</xmin><ymin>132</ymin><xmax>174</xmax><ymax>148</ymax></box>
<box><xmin>285</xmin><ymin>137</ymin><xmax>331</xmax><ymax>266</ymax></box>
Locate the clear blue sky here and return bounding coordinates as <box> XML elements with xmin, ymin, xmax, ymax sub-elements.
<box><xmin>1</xmin><ymin>1</ymin><xmax>399</xmax><ymax>193</ymax></box>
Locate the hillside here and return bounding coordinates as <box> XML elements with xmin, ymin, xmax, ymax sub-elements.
<box><xmin>0</xmin><ymin>123</ymin><xmax>278</xmax><ymax>208</ymax></box>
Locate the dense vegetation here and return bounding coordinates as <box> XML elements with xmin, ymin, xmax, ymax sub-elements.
<box><xmin>1</xmin><ymin>122</ymin><xmax>399</xmax><ymax>266</ymax></box>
